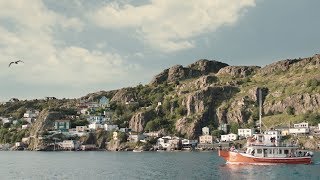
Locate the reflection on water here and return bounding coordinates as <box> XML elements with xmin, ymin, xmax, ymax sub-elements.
<box><xmin>0</xmin><ymin>151</ymin><xmax>319</xmax><ymax>179</ymax></box>
<box><xmin>219</xmin><ymin>159</ymin><xmax>320</xmax><ymax>180</ymax></box>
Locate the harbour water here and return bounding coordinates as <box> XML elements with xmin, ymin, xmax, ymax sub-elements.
<box><xmin>0</xmin><ymin>151</ymin><xmax>319</xmax><ymax>180</ymax></box>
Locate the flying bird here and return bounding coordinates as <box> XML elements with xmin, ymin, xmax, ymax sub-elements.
<box><xmin>9</xmin><ymin>60</ymin><xmax>24</xmax><ymax>67</ymax></box>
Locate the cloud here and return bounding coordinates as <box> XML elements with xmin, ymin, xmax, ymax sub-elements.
<box><xmin>90</xmin><ymin>0</ymin><xmax>256</xmax><ymax>52</ymax></box>
<box><xmin>0</xmin><ymin>0</ymin><xmax>139</xmax><ymax>88</ymax></box>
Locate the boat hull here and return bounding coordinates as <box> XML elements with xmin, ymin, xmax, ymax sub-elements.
<box><xmin>218</xmin><ymin>150</ymin><xmax>312</xmax><ymax>165</ymax></box>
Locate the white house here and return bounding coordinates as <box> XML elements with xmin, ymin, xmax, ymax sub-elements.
<box><xmin>88</xmin><ymin>123</ymin><xmax>103</xmax><ymax>130</ymax></box>
<box><xmin>221</xmin><ymin>133</ymin><xmax>238</xmax><ymax>142</ymax></box>
<box><xmin>22</xmin><ymin>124</ymin><xmax>31</xmax><ymax>129</ymax></box>
<box><xmin>181</xmin><ymin>139</ymin><xmax>198</xmax><ymax>146</ymax></box>
<box><xmin>88</xmin><ymin>116</ymin><xmax>105</xmax><ymax>124</ymax></box>
<box><xmin>289</xmin><ymin>128</ymin><xmax>310</xmax><ymax>135</ymax></box>
<box><xmin>252</xmin><ymin>130</ymin><xmax>282</xmax><ymax>146</ymax></box>
<box><xmin>23</xmin><ymin>110</ymin><xmax>39</xmax><ymax>118</ymax></box>
<box><xmin>202</xmin><ymin>127</ymin><xmax>210</xmax><ymax>135</ymax></box>
<box><xmin>143</xmin><ymin>132</ymin><xmax>161</xmax><ymax>138</ymax></box>
<box><xmin>238</xmin><ymin>129</ymin><xmax>254</xmax><ymax>138</ymax></box>
<box><xmin>104</xmin><ymin>124</ymin><xmax>119</xmax><ymax>131</ymax></box>
<box><xmin>199</xmin><ymin>134</ymin><xmax>213</xmax><ymax>144</ymax></box>
<box><xmin>76</xmin><ymin>126</ymin><xmax>88</xmax><ymax>132</ymax></box>
<box><xmin>80</xmin><ymin>108</ymin><xmax>89</xmax><ymax>115</ymax></box>
<box><xmin>157</xmin><ymin>136</ymin><xmax>172</xmax><ymax>149</ymax></box>
<box><xmin>128</xmin><ymin>134</ymin><xmax>146</xmax><ymax>143</ymax></box>
<box><xmin>294</xmin><ymin>122</ymin><xmax>309</xmax><ymax>128</ymax></box>
<box><xmin>60</xmin><ymin>140</ymin><xmax>80</xmax><ymax>150</ymax></box>
<box><xmin>1</xmin><ymin>117</ymin><xmax>12</xmax><ymax>124</ymax></box>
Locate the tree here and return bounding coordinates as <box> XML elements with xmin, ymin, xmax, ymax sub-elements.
<box><xmin>212</xmin><ymin>130</ymin><xmax>224</xmax><ymax>138</ymax></box>
<box><xmin>286</xmin><ymin>106</ymin><xmax>295</xmax><ymax>115</ymax></box>
<box><xmin>230</xmin><ymin>122</ymin><xmax>239</xmax><ymax>134</ymax></box>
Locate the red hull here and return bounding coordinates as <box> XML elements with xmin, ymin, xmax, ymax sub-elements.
<box><xmin>218</xmin><ymin>150</ymin><xmax>312</xmax><ymax>165</ymax></box>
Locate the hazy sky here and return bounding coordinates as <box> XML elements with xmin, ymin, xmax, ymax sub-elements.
<box><xmin>0</xmin><ymin>0</ymin><xmax>319</xmax><ymax>101</ymax></box>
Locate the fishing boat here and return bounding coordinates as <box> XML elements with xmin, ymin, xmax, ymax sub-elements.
<box><xmin>218</xmin><ymin>134</ymin><xmax>313</xmax><ymax>165</ymax></box>
<box><xmin>218</xmin><ymin>89</ymin><xmax>313</xmax><ymax>165</ymax></box>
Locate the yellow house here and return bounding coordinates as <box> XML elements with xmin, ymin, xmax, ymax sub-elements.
<box><xmin>281</xmin><ymin>129</ymin><xmax>289</xmax><ymax>136</ymax></box>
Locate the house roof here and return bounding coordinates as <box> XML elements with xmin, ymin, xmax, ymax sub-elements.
<box><xmin>55</xmin><ymin>120</ymin><xmax>70</xmax><ymax>122</ymax></box>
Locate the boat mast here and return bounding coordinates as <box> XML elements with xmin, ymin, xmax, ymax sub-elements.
<box><xmin>259</xmin><ymin>88</ymin><xmax>262</xmax><ymax>134</ymax></box>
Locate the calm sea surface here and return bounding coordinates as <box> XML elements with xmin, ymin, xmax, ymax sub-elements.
<box><xmin>0</xmin><ymin>151</ymin><xmax>319</xmax><ymax>180</ymax></box>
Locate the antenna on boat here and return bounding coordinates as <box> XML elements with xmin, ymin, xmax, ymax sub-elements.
<box><xmin>259</xmin><ymin>88</ymin><xmax>262</xmax><ymax>134</ymax></box>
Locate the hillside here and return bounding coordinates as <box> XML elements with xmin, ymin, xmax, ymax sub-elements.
<box><xmin>0</xmin><ymin>54</ymin><xmax>319</xmax><ymax>139</ymax></box>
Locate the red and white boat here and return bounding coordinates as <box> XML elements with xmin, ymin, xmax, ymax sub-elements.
<box><xmin>218</xmin><ymin>138</ymin><xmax>313</xmax><ymax>165</ymax></box>
<box><xmin>218</xmin><ymin>89</ymin><xmax>313</xmax><ymax>165</ymax></box>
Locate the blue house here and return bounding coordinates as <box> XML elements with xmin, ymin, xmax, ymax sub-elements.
<box><xmin>99</xmin><ymin>96</ymin><xmax>110</xmax><ymax>108</ymax></box>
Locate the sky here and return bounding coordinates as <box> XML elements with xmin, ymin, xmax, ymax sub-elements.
<box><xmin>0</xmin><ymin>0</ymin><xmax>319</xmax><ymax>101</ymax></box>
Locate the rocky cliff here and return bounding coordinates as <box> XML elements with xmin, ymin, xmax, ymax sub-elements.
<box><xmin>2</xmin><ymin>54</ymin><xmax>319</xmax><ymax>142</ymax></box>
<box><xmin>28</xmin><ymin>110</ymin><xmax>64</xmax><ymax>150</ymax></box>
<box><xmin>150</xmin><ymin>59</ymin><xmax>228</xmax><ymax>85</ymax></box>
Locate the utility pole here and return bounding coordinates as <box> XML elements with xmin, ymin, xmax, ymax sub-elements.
<box><xmin>259</xmin><ymin>88</ymin><xmax>262</xmax><ymax>134</ymax></box>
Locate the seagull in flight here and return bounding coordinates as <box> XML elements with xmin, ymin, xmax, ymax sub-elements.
<box><xmin>9</xmin><ymin>60</ymin><xmax>24</xmax><ymax>67</ymax></box>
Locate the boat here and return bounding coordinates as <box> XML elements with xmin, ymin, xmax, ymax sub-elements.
<box><xmin>218</xmin><ymin>135</ymin><xmax>313</xmax><ymax>165</ymax></box>
<box><xmin>218</xmin><ymin>88</ymin><xmax>313</xmax><ymax>165</ymax></box>
<box><xmin>133</xmin><ymin>149</ymin><xmax>143</xmax><ymax>152</ymax></box>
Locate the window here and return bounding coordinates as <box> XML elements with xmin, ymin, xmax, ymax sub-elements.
<box><xmin>257</xmin><ymin>149</ymin><xmax>262</xmax><ymax>154</ymax></box>
<box><xmin>279</xmin><ymin>149</ymin><xmax>282</xmax><ymax>154</ymax></box>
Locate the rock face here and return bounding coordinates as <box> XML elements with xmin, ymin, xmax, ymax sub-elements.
<box><xmin>28</xmin><ymin>110</ymin><xmax>64</xmax><ymax>150</ymax></box>
<box><xmin>129</xmin><ymin>109</ymin><xmax>155</xmax><ymax>132</ymax></box>
<box><xmin>264</xmin><ymin>93</ymin><xmax>320</xmax><ymax>115</ymax></box>
<box><xmin>194</xmin><ymin>75</ymin><xmax>218</xmax><ymax>88</ymax></box>
<box><xmin>259</xmin><ymin>54</ymin><xmax>320</xmax><ymax>75</ymax></box>
<box><xmin>217</xmin><ymin>66</ymin><xmax>260</xmax><ymax>78</ymax></box>
<box><xmin>176</xmin><ymin>86</ymin><xmax>240</xmax><ymax>138</ymax></box>
<box><xmin>150</xmin><ymin>59</ymin><xmax>228</xmax><ymax>85</ymax></box>
<box><xmin>111</xmin><ymin>88</ymin><xmax>137</xmax><ymax>104</ymax></box>
<box><xmin>187</xmin><ymin>59</ymin><xmax>229</xmax><ymax>74</ymax></box>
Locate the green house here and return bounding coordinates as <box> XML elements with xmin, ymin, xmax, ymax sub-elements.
<box><xmin>54</xmin><ymin>120</ymin><xmax>70</xmax><ymax>131</ymax></box>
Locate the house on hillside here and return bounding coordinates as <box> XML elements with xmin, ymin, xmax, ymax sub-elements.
<box><xmin>99</xmin><ymin>96</ymin><xmax>110</xmax><ymax>108</ymax></box>
<box><xmin>54</xmin><ymin>120</ymin><xmax>70</xmax><ymax>131</ymax></box>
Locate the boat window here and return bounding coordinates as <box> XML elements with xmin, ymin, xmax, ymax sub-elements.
<box><xmin>269</xmin><ymin>149</ymin><xmax>272</xmax><ymax>154</ymax></box>
<box><xmin>279</xmin><ymin>149</ymin><xmax>282</xmax><ymax>154</ymax></box>
<box><xmin>257</xmin><ymin>149</ymin><xmax>262</xmax><ymax>154</ymax></box>
<box><xmin>284</xmin><ymin>150</ymin><xmax>289</xmax><ymax>154</ymax></box>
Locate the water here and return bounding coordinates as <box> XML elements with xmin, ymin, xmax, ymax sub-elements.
<box><xmin>0</xmin><ymin>151</ymin><xmax>319</xmax><ymax>180</ymax></box>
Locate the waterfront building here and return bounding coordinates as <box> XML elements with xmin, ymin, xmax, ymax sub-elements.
<box><xmin>128</xmin><ymin>134</ymin><xmax>146</xmax><ymax>143</ymax></box>
<box><xmin>199</xmin><ymin>134</ymin><xmax>213</xmax><ymax>144</ymax></box>
<box><xmin>238</xmin><ymin>129</ymin><xmax>254</xmax><ymax>138</ymax></box>
<box><xmin>60</xmin><ymin>140</ymin><xmax>80</xmax><ymax>150</ymax></box>
<box><xmin>221</xmin><ymin>133</ymin><xmax>238</xmax><ymax>142</ymax></box>
<box><xmin>294</xmin><ymin>122</ymin><xmax>309</xmax><ymax>128</ymax></box>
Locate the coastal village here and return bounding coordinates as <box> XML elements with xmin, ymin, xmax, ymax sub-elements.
<box><xmin>1</xmin><ymin>95</ymin><xmax>320</xmax><ymax>152</ymax></box>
